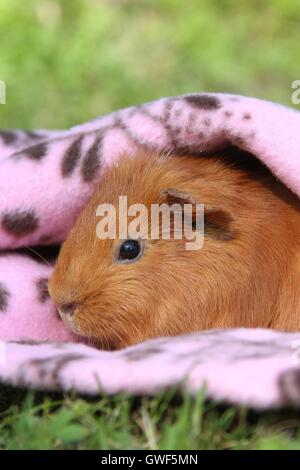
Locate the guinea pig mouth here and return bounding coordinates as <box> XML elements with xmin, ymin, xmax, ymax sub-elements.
<box><xmin>58</xmin><ymin>308</ymin><xmax>81</xmax><ymax>334</ymax></box>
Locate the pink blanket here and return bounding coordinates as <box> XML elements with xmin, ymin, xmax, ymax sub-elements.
<box><xmin>0</xmin><ymin>93</ymin><xmax>300</xmax><ymax>408</ymax></box>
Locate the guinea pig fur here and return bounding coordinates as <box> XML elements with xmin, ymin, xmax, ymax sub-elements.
<box><xmin>49</xmin><ymin>151</ymin><xmax>300</xmax><ymax>349</ymax></box>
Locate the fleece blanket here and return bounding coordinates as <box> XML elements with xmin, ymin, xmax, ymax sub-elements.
<box><xmin>0</xmin><ymin>93</ymin><xmax>300</xmax><ymax>409</ymax></box>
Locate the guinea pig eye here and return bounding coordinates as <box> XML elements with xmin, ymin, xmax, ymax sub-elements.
<box><xmin>117</xmin><ymin>239</ymin><xmax>142</xmax><ymax>263</ymax></box>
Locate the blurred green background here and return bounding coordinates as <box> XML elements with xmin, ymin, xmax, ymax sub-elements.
<box><xmin>1</xmin><ymin>0</ymin><xmax>300</xmax><ymax>450</ymax></box>
<box><xmin>0</xmin><ymin>0</ymin><xmax>299</xmax><ymax>130</ymax></box>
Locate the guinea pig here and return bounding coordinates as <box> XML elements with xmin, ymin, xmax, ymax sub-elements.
<box><xmin>48</xmin><ymin>151</ymin><xmax>300</xmax><ymax>349</ymax></box>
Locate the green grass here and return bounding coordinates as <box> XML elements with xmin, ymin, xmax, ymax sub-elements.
<box><xmin>1</xmin><ymin>0</ymin><xmax>300</xmax><ymax>450</ymax></box>
<box><xmin>1</xmin><ymin>387</ymin><xmax>300</xmax><ymax>450</ymax></box>
<box><xmin>0</xmin><ymin>0</ymin><xmax>299</xmax><ymax>130</ymax></box>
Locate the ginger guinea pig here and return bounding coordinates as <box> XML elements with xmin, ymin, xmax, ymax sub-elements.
<box><xmin>49</xmin><ymin>151</ymin><xmax>300</xmax><ymax>349</ymax></box>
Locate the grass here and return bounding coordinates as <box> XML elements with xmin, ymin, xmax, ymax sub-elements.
<box><xmin>0</xmin><ymin>0</ymin><xmax>300</xmax><ymax>130</ymax></box>
<box><xmin>1</xmin><ymin>387</ymin><xmax>300</xmax><ymax>450</ymax></box>
<box><xmin>1</xmin><ymin>0</ymin><xmax>300</xmax><ymax>450</ymax></box>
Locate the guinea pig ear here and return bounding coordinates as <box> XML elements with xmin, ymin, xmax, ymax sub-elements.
<box><xmin>203</xmin><ymin>206</ymin><xmax>234</xmax><ymax>241</ymax></box>
<box><xmin>160</xmin><ymin>188</ymin><xmax>235</xmax><ymax>241</ymax></box>
<box><xmin>160</xmin><ymin>188</ymin><xmax>198</xmax><ymax>206</ymax></box>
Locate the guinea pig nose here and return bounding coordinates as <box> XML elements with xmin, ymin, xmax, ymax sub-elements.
<box><xmin>59</xmin><ymin>302</ymin><xmax>77</xmax><ymax>317</ymax></box>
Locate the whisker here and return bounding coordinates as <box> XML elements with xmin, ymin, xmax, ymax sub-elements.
<box><xmin>24</xmin><ymin>246</ymin><xmax>52</xmax><ymax>267</ymax></box>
